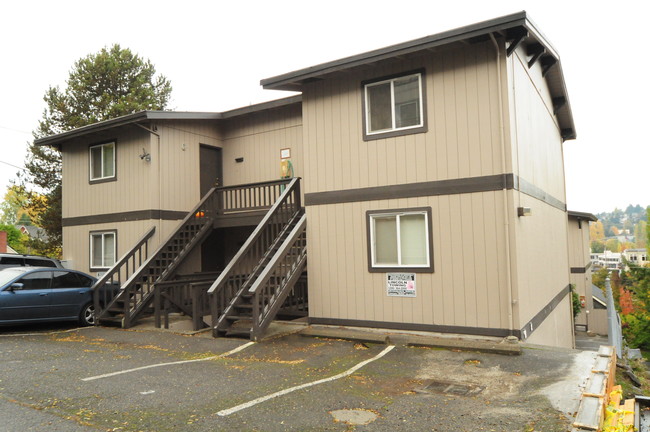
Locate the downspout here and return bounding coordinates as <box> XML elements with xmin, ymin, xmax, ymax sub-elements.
<box><xmin>135</xmin><ymin>123</ymin><xmax>162</xmax><ymax>242</ymax></box>
<box><xmin>490</xmin><ymin>33</ymin><xmax>516</xmax><ymax>338</ymax></box>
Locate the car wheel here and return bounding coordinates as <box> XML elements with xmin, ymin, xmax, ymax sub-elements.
<box><xmin>79</xmin><ymin>303</ymin><xmax>95</xmax><ymax>326</ymax></box>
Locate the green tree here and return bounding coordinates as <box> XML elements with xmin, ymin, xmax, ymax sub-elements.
<box><xmin>590</xmin><ymin>220</ymin><xmax>605</xmax><ymax>242</ymax></box>
<box><xmin>0</xmin><ymin>224</ymin><xmax>28</xmax><ymax>254</ymax></box>
<box><xmin>20</xmin><ymin>44</ymin><xmax>172</xmax><ymax>257</ymax></box>
<box><xmin>570</xmin><ymin>285</ymin><xmax>581</xmax><ymax>319</ymax></box>
<box><xmin>619</xmin><ymin>207</ymin><xmax>650</xmax><ymax>349</ymax></box>
<box><xmin>591</xmin><ymin>241</ymin><xmax>605</xmax><ymax>253</ymax></box>
<box><xmin>605</xmin><ymin>238</ymin><xmax>621</xmax><ymax>252</ymax></box>
<box><xmin>635</xmin><ymin>219</ymin><xmax>648</xmax><ymax>248</ymax></box>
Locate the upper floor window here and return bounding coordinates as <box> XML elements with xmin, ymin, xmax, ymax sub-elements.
<box><xmin>89</xmin><ymin>142</ymin><xmax>115</xmax><ymax>182</ymax></box>
<box><xmin>363</xmin><ymin>71</ymin><xmax>426</xmax><ymax>140</ymax></box>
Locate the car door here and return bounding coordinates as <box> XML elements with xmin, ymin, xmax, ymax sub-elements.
<box><xmin>49</xmin><ymin>271</ymin><xmax>93</xmax><ymax>319</ymax></box>
<box><xmin>0</xmin><ymin>270</ymin><xmax>52</xmax><ymax>323</ymax></box>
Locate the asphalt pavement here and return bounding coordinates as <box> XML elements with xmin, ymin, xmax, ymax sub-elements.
<box><xmin>0</xmin><ymin>322</ymin><xmax>596</xmax><ymax>431</ymax></box>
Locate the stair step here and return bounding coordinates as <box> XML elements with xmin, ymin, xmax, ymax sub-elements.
<box><xmin>225</xmin><ymin>328</ymin><xmax>252</xmax><ymax>337</ymax></box>
<box><xmin>226</xmin><ymin>314</ymin><xmax>252</xmax><ymax>321</ymax></box>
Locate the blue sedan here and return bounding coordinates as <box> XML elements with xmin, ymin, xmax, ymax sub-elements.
<box><xmin>0</xmin><ymin>267</ymin><xmax>98</xmax><ymax>327</ymax></box>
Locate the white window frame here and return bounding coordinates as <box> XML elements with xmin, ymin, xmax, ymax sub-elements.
<box><xmin>367</xmin><ymin>207</ymin><xmax>433</xmax><ymax>272</ymax></box>
<box><xmin>364</xmin><ymin>72</ymin><xmax>425</xmax><ymax>137</ymax></box>
<box><xmin>90</xmin><ymin>231</ymin><xmax>116</xmax><ymax>270</ymax></box>
<box><xmin>89</xmin><ymin>142</ymin><xmax>116</xmax><ymax>181</ymax></box>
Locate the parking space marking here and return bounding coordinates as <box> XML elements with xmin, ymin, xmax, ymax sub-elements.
<box><xmin>0</xmin><ymin>326</ymin><xmax>92</xmax><ymax>338</ymax></box>
<box><xmin>216</xmin><ymin>344</ymin><xmax>396</xmax><ymax>417</ymax></box>
<box><xmin>81</xmin><ymin>341</ymin><xmax>255</xmax><ymax>382</ymax></box>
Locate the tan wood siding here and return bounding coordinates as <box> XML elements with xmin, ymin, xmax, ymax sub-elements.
<box><xmin>510</xmin><ymin>193</ymin><xmax>570</xmax><ymax>337</ymax></box>
<box><xmin>306</xmin><ymin>191</ymin><xmax>510</xmax><ymax>330</ymax></box>
<box><xmin>302</xmin><ymin>41</ymin><xmax>504</xmax><ymax>196</ymax></box>
<box><xmin>62</xmin><ymin>128</ymin><xmax>155</xmax><ymax>218</ymax></box>
<box><xmin>222</xmin><ymin>104</ymin><xmax>303</xmax><ymax>186</ymax></box>
<box><xmin>62</xmin><ymin>219</ymin><xmax>180</xmax><ymax>274</ymax></box>
<box><xmin>568</xmin><ymin>217</ymin><xmax>594</xmax><ymax>327</ymax></box>
<box><xmin>525</xmin><ymin>296</ymin><xmax>573</xmax><ymax>347</ymax></box>
<box><xmin>508</xmin><ymin>47</ymin><xmax>566</xmax><ymax>202</ymax></box>
<box><xmin>156</xmin><ymin>120</ymin><xmax>222</xmax><ymax>210</ymax></box>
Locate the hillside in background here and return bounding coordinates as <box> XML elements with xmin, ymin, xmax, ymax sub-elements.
<box><xmin>590</xmin><ymin>204</ymin><xmax>648</xmax><ymax>252</ymax></box>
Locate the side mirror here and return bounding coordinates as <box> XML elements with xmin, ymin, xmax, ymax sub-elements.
<box><xmin>8</xmin><ymin>282</ymin><xmax>24</xmax><ymax>291</ymax></box>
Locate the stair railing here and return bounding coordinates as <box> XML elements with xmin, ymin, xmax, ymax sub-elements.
<box><xmin>92</xmin><ymin>226</ymin><xmax>155</xmax><ymax>322</ymax></box>
<box><xmin>95</xmin><ymin>178</ymin><xmax>296</xmax><ymax>328</ymax></box>
<box><xmin>249</xmin><ymin>213</ymin><xmax>307</xmax><ymax>341</ymax></box>
<box><xmin>154</xmin><ymin>278</ymin><xmax>213</xmax><ymax>330</ymax></box>
<box><xmin>208</xmin><ymin>177</ymin><xmax>301</xmax><ymax>334</ymax></box>
<box><xmin>99</xmin><ymin>185</ymin><xmax>222</xmax><ymax>326</ymax></box>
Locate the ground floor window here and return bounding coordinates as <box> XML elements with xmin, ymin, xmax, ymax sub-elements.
<box><xmin>90</xmin><ymin>231</ymin><xmax>116</xmax><ymax>270</ymax></box>
<box><xmin>367</xmin><ymin>207</ymin><xmax>433</xmax><ymax>272</ymax></box>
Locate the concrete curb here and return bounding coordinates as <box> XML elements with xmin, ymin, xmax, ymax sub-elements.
<box><xmin>399</xmin><ymin>334</ymin><xmax>521</xmax><ymax>356</ymax></box>
<box><xmin>299</xmin><ymin>326</ymin><xmax>521</xmax><ymax>356</ymax></box>
<box><xmin>300</xmin><ymin>326</ymin><xmax>389</xmax><ymax>344</ymax></box>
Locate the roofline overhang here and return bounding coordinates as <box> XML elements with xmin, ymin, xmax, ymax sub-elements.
<box><xmin>34</xmin><ymin>95</ymin><xmax>302</xmax><ymax>148</ymax></box>
<box><xmin>261</xmin><ymin>11</ymin><xmax>576</xmax><ymax>141</ymax></box>
<box><xmin>568</xmin><ymin>210</ymin><xmax>598</xmax><ymax>222</ymax></box>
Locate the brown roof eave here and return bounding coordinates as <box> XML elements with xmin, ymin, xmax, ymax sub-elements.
<box><xmin>261</xmin><ymin>11</ymin><xmax>576</xmax><ymax>140</ymax></box>
<box><xmin>261</xmin><ymin>11</ymin><xmax>530</xmax><ymax>91</ymax></box>
<box><xmin>568</xmin><ymin>210</ymin><xmax>598</xmax><ymax>222</ymax></box>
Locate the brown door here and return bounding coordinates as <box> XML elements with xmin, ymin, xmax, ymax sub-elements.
<box><xmin>199</xmin><ymin>145</ymin><xmax>222</xmax><ymax>197</ymax></box>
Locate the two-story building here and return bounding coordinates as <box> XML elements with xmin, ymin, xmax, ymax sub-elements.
<box><xmin>36</xmin><ymin>11</ymin><xmax>580</xmax><ymax>347</ymax></box>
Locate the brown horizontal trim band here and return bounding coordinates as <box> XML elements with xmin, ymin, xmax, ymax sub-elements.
<box><xmin>62</xmin><ymin>209</ymin><xmax>188</xmax><ymax>227</ymax></box>
<box><xmin>305</xmin><ymin>174</ymin><xmax>515</xmax><ymax>206</ymax></box>
<box><xmin>305</xmin><ymin>173</ymin><xmax>567</xmax><ymax>211</ymax></box>
<box><xmin>515</xmin><ymin>176</ymin><xmax>566</xmax><ymax>211</ymax></box>
<box><xmin>307</xmin><ymin>317</ymin><xmax>515</xmax><ymax>339</ymax></box>
<box><xmin>517</xmin><ymin>284</ymin><xmax>571</xmax><ymax>341</ymax></box>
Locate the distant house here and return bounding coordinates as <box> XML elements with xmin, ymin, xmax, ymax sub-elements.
<box><xmin>592</xmin><ymin>250</ymin><xmax>622</xmax><ymax>270</ymax></box>
<box><xmin>35</xmin><ymin>12</ymin><xmax>582</xmax><ymax>347</ymax></box>
<box><xmin>622</xmin><ymin>248</ymin><xmax>648</xmax><ymax>269</ymax></box>
<box><xmin>0</xmin><ymin>231</ymin><xmax>18</xmax><ymax>254</ymax></box>
<box><xmin>17</xmin><ymin>224</ymin><xmax>48</xmax><ymax>241</ymax></box>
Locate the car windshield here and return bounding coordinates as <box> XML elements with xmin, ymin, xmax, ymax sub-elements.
<box><xmin>0</xmin><ymin>269</ymin><xmax>24</xmax><ymax>287</ymax></box>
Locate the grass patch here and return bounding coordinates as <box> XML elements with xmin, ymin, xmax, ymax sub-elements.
<box><xmin>617</xmin><ymin>356</ymin><xmax>650</xmax><ymax>399</ymax></box>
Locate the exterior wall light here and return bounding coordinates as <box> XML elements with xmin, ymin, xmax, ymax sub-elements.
<box><xmin>517</xmin><ymin>207</ymin><xmax>532</xmax><ymax>217</ymax></box>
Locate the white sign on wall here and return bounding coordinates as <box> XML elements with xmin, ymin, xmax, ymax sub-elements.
<box><xmin>386</xmin><ymin>273</ymin><xmax>416</xmax><ymax>297</ymax></box>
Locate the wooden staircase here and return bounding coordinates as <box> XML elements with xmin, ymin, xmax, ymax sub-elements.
<box><xmin>91</xmin><ymin>193</ymin><xmax>218</xmax><ymax>327</ymax></box>
<box><xmin>209</xmin><ymin>177</ymin><xmax>307</xmax><ymax>340</ymax></box>
<box><xmin>91</xmin><ymin>178</ymin><xmax>306</xmax><ymax>334</ymax></box>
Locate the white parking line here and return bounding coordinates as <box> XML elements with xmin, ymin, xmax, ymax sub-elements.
<box><xmin>0</xmin><ymin>327</ymin><xmax>92</xmax><ymax>337</ymax></box>
<box><xmin>216</xmin><ymin>344</ymin><xmax>396</xmax><ymax>417</ymax></box>
<box><xmin>81</xmin><ymin>341</ymin><xmax>255</xmax><ymax>382</ymax></box>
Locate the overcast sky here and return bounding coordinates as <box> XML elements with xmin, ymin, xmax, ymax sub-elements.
<box><xmin>0</xmin><ymin>0</ymin><xmax>647</xmax><ymax>214</ymax></box>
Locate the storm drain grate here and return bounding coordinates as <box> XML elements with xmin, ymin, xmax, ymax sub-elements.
<box><xmin>418</xmin><ymin>380</ymin><xmax>484</xmax><ymax>396</ymax></box>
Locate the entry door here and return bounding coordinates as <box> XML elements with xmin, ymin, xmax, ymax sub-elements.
<box><xmin>200</xmin><ymin>145</ymin><xmax>223</xmax><ymax>197</ymax></box>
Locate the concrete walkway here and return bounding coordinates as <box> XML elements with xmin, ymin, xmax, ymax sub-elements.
<box><xmin>575</xmin><ymin>330</ymin><xmax>609</xmax><ymax>352</ymax></box>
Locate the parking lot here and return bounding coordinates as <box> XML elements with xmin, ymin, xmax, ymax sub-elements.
<box><xmin>0</xmin><ymin>323</ymin><xmax>593</xmax><ymax>431</ymax></box>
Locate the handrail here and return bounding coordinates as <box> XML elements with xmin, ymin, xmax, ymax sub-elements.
<box><xmin>207</xmin><ymin>177</ymin><xmax>301</xmax><ymax>295</ymax></box>
<box><xmin>250</xmin><ymin>213</ymin><xmax>307</xmax><ymax>340</ymax></box>
<box><xmin>119</xmin><ymin>186</ymin><xmax>222</xmax><ymax>291</ymax></box>
<box><xmin>94</xmin><ymin>179</ymin><xmax>296</xmax><ymax>328</ymax></box>
<box><xmin>248</xmin><ymin>214</ymin><xmax>307</xmax><ymax>295</ymax></box>
<box><xmin>217</xmin><ymin>178</ymin><xmax>291</xmax><ymax>191</ymax></box>
<box><xmin>92</xmin><ymin>226</ymin><xmax>156</xmax><ymax>321</ymax></box>
<box><xmin>91</xmin><ymin>226</ymin><xmax>156</xmax><ymax>291</ymax></box>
